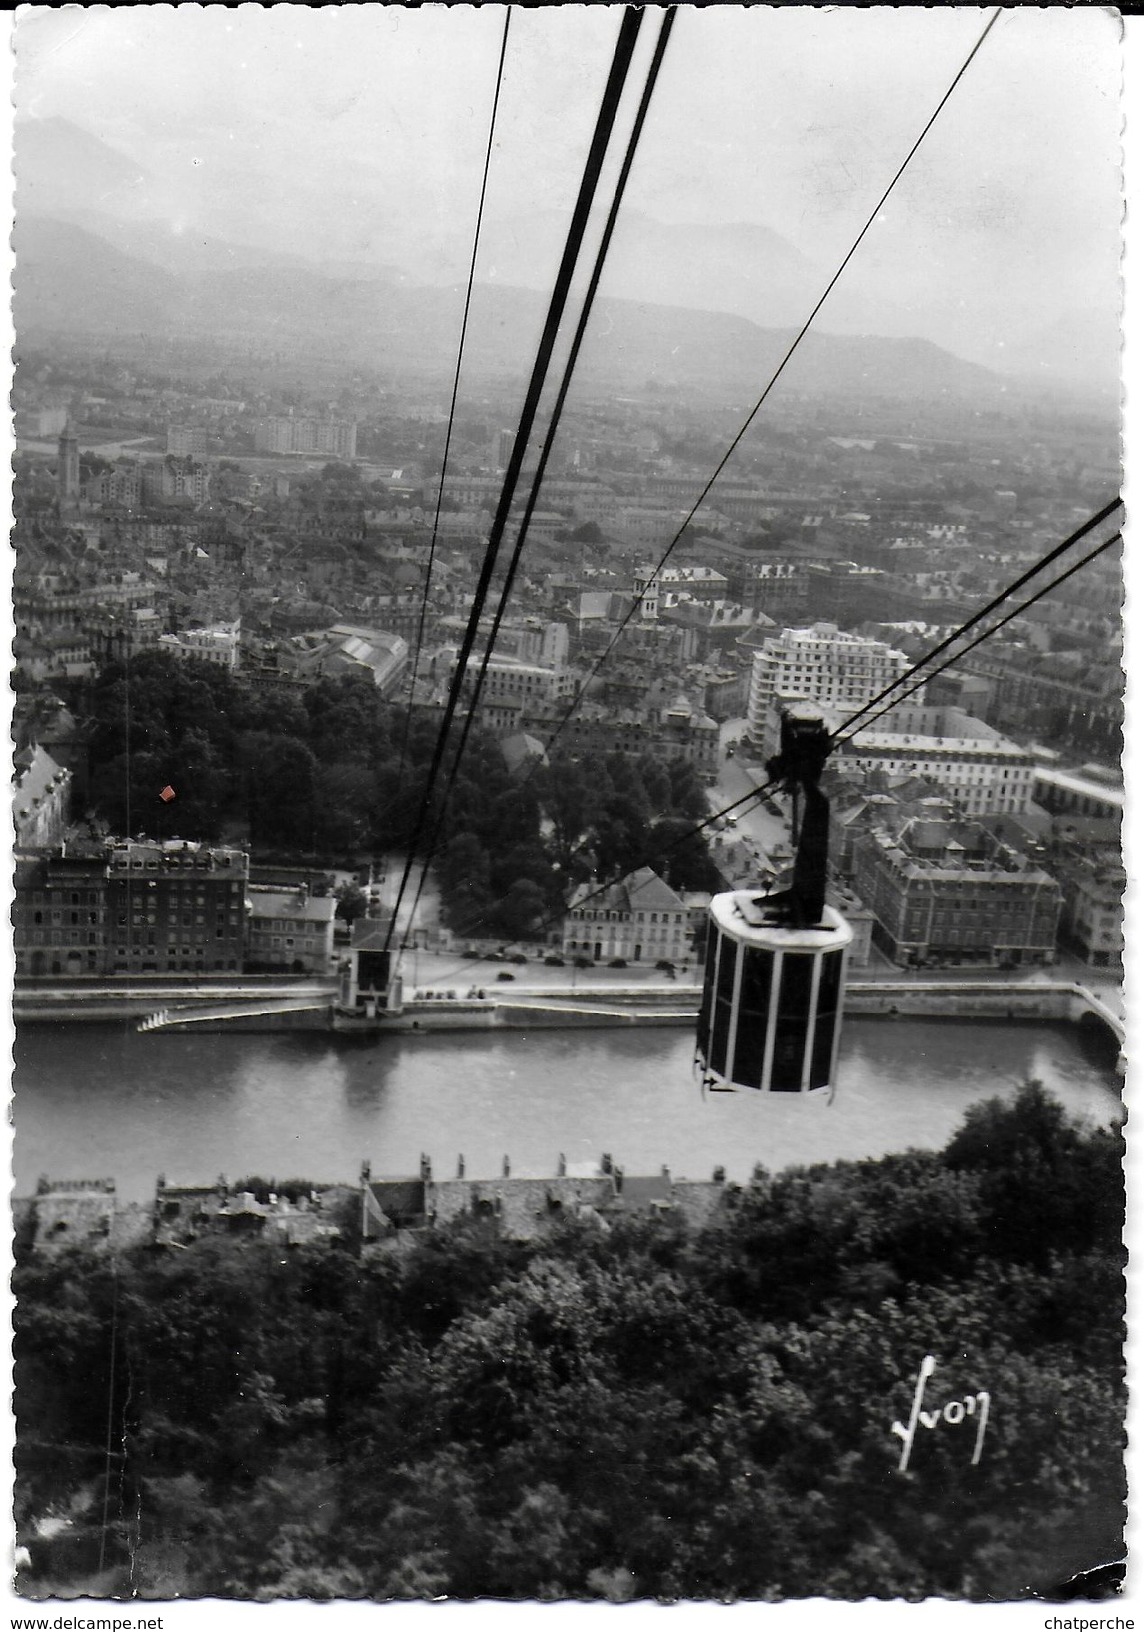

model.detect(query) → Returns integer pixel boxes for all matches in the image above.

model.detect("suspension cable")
[832,530,1122,745]
[537,6,1003,767]
[380,7,646,960]
[423,508,1122,979]
[397,8,677,956]
[831,497,1122,741]
[389,10,513,817]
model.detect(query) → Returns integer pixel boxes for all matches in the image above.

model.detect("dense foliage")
[13,1084,1124,1602]
[77,654,718,940]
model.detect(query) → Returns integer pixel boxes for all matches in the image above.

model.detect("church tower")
[57,421,80,504]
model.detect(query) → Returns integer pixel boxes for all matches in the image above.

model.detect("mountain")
[992,310,1122,404]
[44,211,324,277]
[14,116,156,220]
[13,214,1005,403]
[394,207,891,339]
[12,216,178,336]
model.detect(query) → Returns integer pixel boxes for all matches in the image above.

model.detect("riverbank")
[14,1012,1121,1209]
[14,975,1125,1072]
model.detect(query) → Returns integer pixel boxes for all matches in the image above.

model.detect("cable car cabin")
[696,702,850,1095]
[696,892,852,1095]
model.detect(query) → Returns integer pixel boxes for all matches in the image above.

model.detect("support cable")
[97,1256,120,1576]
[830,496,1122,741]
[397,7,677,955]
[380,7,646,960]
[424,507,1121,980]
[832,530,1122,745]
[390,10,513,818]
[537,7,1003,766]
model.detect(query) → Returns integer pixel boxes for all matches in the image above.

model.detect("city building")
[18,404,69,438]
[850,816,1061,968]
[657,694,720,781]
[835,705,1037,817]
[13,848,109,978]
[1031,766,1124,823]
[246,888,337,973]
[562,867,692,965]
[105,839,249,975]
[1054,857,1123,969]
[167,425,207,458]
[84,461,142,507]
[464,656,562,709]
[57,422,80,504]
[157,620,241,670]
[747,623,911,753]
[297,624,409,696]
[750,561,811,624]
[13,744,72,849]
[489,427,516,470]
[254,414,358,459]
[141,455,211,506]
[631,565,729,621]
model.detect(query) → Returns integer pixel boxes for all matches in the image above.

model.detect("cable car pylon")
[696,706,852,1099]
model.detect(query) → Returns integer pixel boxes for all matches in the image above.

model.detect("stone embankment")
[15,975,1124,1070]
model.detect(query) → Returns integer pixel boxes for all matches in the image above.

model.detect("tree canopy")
[77,654,718,940]
[13,1083,1124,1603]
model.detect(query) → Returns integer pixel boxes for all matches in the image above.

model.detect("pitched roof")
[568,865,686,915]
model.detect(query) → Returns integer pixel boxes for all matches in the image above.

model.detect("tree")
[335,883,368,925]
[245,734,319,852]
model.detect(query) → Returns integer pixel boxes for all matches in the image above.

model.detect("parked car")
[608,957,628,969]
[508,953,528,965]
[573,956,595,970]
[543,955,566,967]
[655,959,676,973]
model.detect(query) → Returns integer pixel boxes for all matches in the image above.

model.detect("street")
[709,719,794,885]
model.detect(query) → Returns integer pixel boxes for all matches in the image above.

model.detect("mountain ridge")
[13,213,1015,402]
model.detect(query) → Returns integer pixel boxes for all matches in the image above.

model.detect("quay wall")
[15,979,1122,1048]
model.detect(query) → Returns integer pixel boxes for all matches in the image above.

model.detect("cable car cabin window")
[732,944,773,1089]
[709,934,738,1080]
[810,948,844,1090]
[772,954,814,1092]
[696,929,719,1057]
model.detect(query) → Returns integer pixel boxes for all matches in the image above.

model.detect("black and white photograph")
[5,2,1131,1613]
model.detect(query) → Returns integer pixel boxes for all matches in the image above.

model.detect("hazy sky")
[12,5,1124,367]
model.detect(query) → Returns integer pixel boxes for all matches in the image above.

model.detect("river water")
[12,1017,1121,1204]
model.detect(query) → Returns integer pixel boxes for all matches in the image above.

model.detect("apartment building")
[13,745,72,849]
[105,840,249,975]
[835,705,1037,817]
[246,888,337,973]
[13,850,108,978]
[158,620,241,670]
[254,415,358,460]
[851,817,1061,968]
[747,623,910,753]
[562,867,691,964]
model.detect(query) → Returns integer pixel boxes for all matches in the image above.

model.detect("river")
[12,1016,1121,1204]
